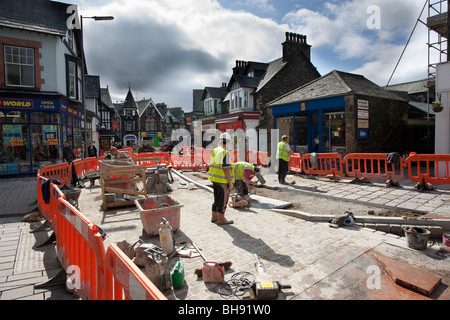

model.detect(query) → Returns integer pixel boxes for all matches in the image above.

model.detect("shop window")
[31,112,50,123]
[51,113,61,124]
[4,45,35,87]
[0,111,4,122]
[6,111,27,123]
[31,124,61,169]
[1,124,30,173]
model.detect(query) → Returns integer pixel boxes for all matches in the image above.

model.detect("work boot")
[211,211,218,223]
[217,213,233,225]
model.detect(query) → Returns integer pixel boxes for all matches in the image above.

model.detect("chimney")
[282,32,311,62]
[233,60,248,75]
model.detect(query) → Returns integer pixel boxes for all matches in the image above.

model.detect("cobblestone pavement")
[0,171,449,301]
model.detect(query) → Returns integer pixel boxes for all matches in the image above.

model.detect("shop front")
[0,96,83,175]
[272,96,346,155]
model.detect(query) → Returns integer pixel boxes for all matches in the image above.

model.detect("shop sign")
[217,121,242,131]
[0,98,82,118]
[140,132,162,138]
[357,129,369,139]
[0,98,33,109]
[112,121,118,129]
[2,124,24,146]
[42,125,58,145]
[358,119,369,129]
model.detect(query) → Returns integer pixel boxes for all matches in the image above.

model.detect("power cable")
[386,0,428,87]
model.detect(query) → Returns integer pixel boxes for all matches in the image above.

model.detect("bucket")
[202,261,224,283]
[443,233,450,247]
[403,227,430,250]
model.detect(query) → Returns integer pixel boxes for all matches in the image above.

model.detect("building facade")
[269,70,410,156]
[0,0,85,175]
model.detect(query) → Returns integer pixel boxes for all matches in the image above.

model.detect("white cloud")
[76,0,287,108]
[281,0,431,85]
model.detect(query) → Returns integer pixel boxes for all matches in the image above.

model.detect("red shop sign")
[217,121,242,131]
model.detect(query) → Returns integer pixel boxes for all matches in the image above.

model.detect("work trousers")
[278,159,289,183]
[211,182,230,214]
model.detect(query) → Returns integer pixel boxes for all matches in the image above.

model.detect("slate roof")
[123,88,137,110]
[256,57,287,93]
[0,0,72,37]
[269,70,406,106]
[136,98,163,119]
[201,87,228,100]
[100,88,114,108]
[385,79,429,95]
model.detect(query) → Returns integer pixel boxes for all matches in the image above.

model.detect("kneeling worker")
[232,162,260,196]
[208,132,234,225]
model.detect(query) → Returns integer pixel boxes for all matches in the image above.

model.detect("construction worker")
[208,132,234,225]
[232,161,260,196]
[276,135,293,184]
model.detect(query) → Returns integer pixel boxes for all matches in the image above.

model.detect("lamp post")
[81,15,114,158]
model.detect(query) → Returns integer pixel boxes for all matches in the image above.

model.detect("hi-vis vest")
[276,141,290,161]
[208,147,234,184]
[232,162,255,180]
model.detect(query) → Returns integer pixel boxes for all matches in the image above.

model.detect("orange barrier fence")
[84,157,98,173]
[257,152,269,167]
[403,154,450,185]
[302,153,344,177]
[203,149,212,168]
[73,159,84,179]
[56,196,106,299]
[343,153,404,180]
[171,154,199,170]
[39,162,71,185]
[247,151,258,165]
[104,244,167,300]
[36,173,166,300]
[131,152,171,167]
[289,153,302,173]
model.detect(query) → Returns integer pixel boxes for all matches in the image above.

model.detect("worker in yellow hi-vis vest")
[208,132,234,225]
[276,135,293,184]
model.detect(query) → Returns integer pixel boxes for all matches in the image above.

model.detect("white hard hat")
[219,132,231,141]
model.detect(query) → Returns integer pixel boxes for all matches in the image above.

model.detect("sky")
[56,0,441,111]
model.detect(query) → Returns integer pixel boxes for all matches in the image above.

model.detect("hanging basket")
[433,105,443,113]
[432,102,443,113]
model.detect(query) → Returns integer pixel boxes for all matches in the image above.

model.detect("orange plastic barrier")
[171,154,199,170]
[39,162,71,185]
[131,152,171,167]
[104,244,167,300]
[121,147,133,154]
[343,153,404,180]
[247,151,258,165]
[289,153,302,173]
[84,157,98,173]
[56,197,106,300]
[203,149,212,168]
[257,152,269,167]
[72,159,84,179]
[403,154,450,185]
[193,148,207,168]
[302,153,344,176]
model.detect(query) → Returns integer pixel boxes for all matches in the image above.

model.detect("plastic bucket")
[403,227,430,250]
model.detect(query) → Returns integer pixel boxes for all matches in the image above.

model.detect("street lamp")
[81,15,114,158]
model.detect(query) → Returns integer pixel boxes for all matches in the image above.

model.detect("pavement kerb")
[271,208,450,229]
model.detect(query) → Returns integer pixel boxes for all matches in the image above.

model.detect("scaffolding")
[423,0,448,90]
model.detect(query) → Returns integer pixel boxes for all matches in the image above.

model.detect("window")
[4,45,35,87]
[31,112,50,123]
[6,111,28,123]
[68,61,76,98]
[126,121,133,132]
